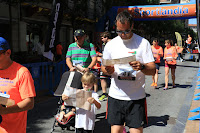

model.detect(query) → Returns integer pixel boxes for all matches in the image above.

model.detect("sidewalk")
[184,69,200,133]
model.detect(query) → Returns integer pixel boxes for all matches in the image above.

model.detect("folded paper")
[102,55,136,66]
[63,85,92,111]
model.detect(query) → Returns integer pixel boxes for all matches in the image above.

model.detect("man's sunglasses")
[116,29,132,35]
[101,37,104,39]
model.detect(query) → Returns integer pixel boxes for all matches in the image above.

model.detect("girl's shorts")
[165,63,176,69]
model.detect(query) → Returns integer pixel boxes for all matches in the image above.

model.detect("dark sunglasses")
[116,29,132,35]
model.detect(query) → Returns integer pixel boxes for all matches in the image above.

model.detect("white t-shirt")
[75,91,100,130]
[36,42,44,55]
[103,33,154,100]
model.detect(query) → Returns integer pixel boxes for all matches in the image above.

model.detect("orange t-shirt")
[0,62,36,133]
[56,44,63,55]
[151,45,163,63]
[164,46,178,65]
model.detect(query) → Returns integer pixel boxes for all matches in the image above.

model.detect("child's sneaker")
[99,94,108,101]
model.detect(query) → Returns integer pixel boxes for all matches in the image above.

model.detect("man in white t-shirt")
[101,10,156,133]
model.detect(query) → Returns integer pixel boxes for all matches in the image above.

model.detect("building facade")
[0,0,105,63]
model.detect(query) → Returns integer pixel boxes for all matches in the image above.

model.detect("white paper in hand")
[62,85,92,110]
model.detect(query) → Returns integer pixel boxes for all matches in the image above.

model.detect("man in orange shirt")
[151,38,163,88]
[0,37,36,133]
[174,43,184,62]
[56,42,63,61]
[186,34,192,53]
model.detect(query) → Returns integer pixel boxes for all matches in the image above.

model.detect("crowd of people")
[0,9,193,133]
[64,10,191,133]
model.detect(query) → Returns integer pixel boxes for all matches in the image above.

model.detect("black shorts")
[107,96,147,128]
[155,63,160,70]
[100,71,111,79]
[76,128,92,133]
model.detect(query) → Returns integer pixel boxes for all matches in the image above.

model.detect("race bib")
[116,64,136,81]
[73,60,83,67]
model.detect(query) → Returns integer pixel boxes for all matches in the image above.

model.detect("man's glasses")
[116,29,132,35]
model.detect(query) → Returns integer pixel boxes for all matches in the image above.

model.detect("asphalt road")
[27,61,199,133]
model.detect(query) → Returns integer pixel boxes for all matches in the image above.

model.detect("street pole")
[196,0,200,46]
[9,0,13,53]
[196,0,200,62]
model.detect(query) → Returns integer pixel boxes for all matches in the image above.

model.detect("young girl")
[62,72,101,133]
[163,40,178,90]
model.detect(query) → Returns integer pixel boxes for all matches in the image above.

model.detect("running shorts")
[107,96,147,128]
[165,63,176,69]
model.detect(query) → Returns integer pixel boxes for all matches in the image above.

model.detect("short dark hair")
[165,39,173,45]
[115,10,133,27]
[153,38,158,42]
[100,31,111,39]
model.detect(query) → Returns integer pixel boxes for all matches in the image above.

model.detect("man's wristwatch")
[141,64,145,70]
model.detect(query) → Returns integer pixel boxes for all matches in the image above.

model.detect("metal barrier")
[22,60,69,95]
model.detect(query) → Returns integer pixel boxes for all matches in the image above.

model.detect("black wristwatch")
[141,64,145,70]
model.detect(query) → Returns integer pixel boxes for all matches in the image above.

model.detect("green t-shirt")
[66,41,96,68]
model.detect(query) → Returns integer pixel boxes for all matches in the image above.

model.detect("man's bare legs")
[129,127,143,133]
[99,78,108,101]
[94,83,98,92]
[101,79,107,93]
[111,125,124,133]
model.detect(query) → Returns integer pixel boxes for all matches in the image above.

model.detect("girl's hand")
[62,94,69,101]
[87,97,95,104]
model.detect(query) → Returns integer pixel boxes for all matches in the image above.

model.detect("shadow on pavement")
[159,83,192,90]
[27,97,60,132]
[176,64,199,68]
[144,115,169,128]
[94,112,111,133]
[146,93,151,97]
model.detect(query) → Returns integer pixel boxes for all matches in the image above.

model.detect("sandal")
[163,87,168,90]
[172,85,176,88]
